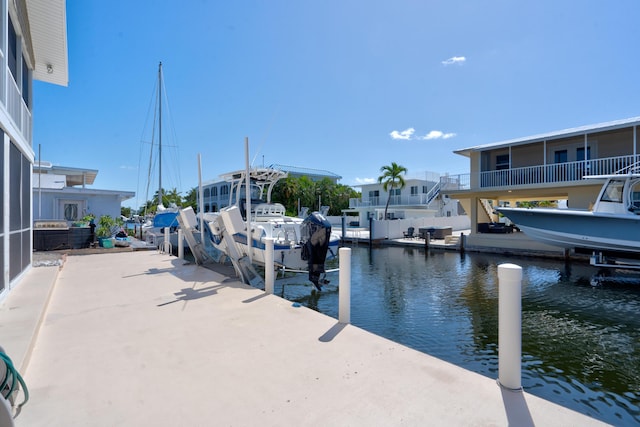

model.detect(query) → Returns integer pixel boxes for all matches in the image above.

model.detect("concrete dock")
[1,251,609,426]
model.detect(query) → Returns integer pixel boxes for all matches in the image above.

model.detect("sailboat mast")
[158,62,163,207]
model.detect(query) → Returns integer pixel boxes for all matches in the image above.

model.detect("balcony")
[349,183,441,209]
[441,154,640,191]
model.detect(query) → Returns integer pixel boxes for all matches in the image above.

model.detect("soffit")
[25,0,68,86]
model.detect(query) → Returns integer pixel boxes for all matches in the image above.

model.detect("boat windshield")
[600,179,625,203]
[237,184,264,201]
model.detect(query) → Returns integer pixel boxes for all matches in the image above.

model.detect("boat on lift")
[497,162,640,267]
[201,167,340,289]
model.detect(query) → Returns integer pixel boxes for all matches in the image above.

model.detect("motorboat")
[497,162,640,258]
[201,168,341,289]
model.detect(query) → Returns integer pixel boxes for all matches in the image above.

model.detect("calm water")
[272,246,640,425]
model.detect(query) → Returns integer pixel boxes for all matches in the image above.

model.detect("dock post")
[264,238,274,294]
[341,214,346,246]
[178,229,184,259]
[498,263,522,390]
[424,232,430,250]
[460,232,465,253]
[163,227,170,254]
[339,247,351,324]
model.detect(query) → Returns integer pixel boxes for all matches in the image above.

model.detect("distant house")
[33,162,135,222]
[442,116,640,234]
[344,171,461,225]
[1,1,68,299]
[200,164,342,213]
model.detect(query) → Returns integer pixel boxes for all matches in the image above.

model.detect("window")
[577,147,591,161]
[410,186,418,195]
[221,185,229,195]
[22,58,30,106]
[368,190,379,198]
[423,186,428,194]
[601,179,624,203]
[212,187,217,197]
[8,16,17,81]
[391,188,401,196]
[496,154,509,170]
[204,188,210,198]
[554,150,568,163]
[64,203,79,221]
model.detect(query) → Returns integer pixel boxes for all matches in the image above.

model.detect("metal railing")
[441,154,640,191]
[349,189,441,209]
[6,71,32,143]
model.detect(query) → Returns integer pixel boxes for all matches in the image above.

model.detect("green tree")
[183,187,198,211]
[378,162,408,220]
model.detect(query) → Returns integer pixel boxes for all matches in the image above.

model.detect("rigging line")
[135,75,160,212]
[143,85,160,215]
[251,103,282,167]
[158,67,183,195]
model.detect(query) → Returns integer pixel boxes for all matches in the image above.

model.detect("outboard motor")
[301,212,332,291]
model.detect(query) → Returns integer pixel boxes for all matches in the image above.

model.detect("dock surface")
[2,251,608,426]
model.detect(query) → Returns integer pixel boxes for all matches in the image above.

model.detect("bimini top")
[454,116,640,157]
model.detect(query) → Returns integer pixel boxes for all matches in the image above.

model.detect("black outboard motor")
[301,212,332,291]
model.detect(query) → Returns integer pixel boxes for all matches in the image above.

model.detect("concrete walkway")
[2,251,609,426]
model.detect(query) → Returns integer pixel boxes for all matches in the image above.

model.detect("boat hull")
[497,207,640,253]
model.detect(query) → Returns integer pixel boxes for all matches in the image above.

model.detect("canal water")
[273,245,640,425]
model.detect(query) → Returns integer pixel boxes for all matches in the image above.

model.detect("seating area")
[403,227,415,239]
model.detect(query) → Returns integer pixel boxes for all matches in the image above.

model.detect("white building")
[345,171,461,226]
[33,162,134,222]
[1,1,68,299]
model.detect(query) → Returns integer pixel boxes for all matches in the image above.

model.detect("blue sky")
[33,0,640,209]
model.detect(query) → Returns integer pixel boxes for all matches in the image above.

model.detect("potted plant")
[96,215,117,247]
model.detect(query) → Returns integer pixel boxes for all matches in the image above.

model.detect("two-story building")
[442,116,640,250]
[1,1,68,299]
[345,171,461,226]
[200,164,341,213]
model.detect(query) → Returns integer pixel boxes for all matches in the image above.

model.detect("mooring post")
[424,232,430,250]
[339,247,351,324]
[498,263,523,390]
[341,214,346,245]
[177,229,184,259]
[264,238,274,294]
[163,226,170,254]
[460,232,466,253]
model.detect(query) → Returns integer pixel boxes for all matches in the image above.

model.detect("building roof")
[268,164,342,179]
[25,0,69,86]
[454,116,640,157]
[34,161,98,186]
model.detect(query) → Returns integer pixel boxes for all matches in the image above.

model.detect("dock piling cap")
[498,263,523,282]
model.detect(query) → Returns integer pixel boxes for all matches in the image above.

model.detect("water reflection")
[274,246,640,424]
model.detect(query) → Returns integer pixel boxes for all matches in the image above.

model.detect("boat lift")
[590,251,640,270]
[178,207,264,288]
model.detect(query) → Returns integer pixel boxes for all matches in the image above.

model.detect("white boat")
[497,162,640,258]
[201,168,341,289]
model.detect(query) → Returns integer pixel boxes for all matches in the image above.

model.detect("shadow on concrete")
[157,283,226,306]
[500,384,534,427]
[242,293,270,304]
[318,322,347,342]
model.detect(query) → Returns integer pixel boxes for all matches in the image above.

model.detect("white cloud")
[421,130,457,140]
[354,177,376,185]
[441,56,466,66]
[389,128,415,140]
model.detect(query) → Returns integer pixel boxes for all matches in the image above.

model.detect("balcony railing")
[349,192,440,209]
[6,71,32,143]
[441,154,640,191]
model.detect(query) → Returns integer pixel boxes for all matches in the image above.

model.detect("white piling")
[498,263,523,390]
[264,238,274,294]
[177,229,184,259]
[163,227,170,254]
[339,247,351,324]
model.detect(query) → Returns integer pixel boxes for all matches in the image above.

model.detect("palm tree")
[378,162,408,220]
